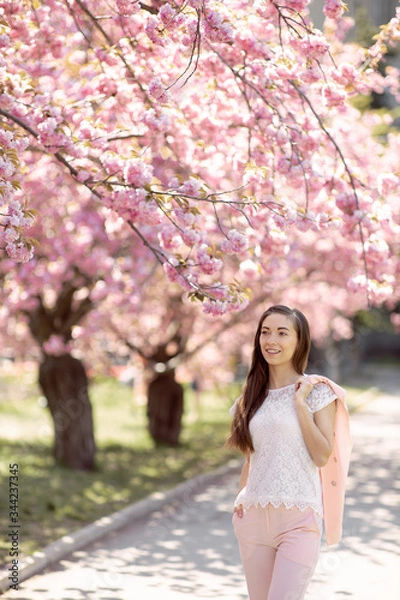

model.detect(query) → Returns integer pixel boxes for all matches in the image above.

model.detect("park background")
[0,0,400,577]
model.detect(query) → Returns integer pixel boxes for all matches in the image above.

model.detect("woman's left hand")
[294,376,314,405]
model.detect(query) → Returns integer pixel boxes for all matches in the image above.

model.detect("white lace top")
[231,382,337,515]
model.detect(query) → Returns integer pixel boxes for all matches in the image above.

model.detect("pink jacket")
[306,375,352,546]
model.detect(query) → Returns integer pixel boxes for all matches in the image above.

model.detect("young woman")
[227,305,352,600]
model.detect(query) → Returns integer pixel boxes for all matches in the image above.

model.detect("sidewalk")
[2,384,400,599]
[307,390,400,599]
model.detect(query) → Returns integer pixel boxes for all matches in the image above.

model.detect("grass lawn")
[0,369,241,566]
[0,366,377,567]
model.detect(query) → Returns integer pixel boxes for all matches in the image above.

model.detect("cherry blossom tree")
[1,0,400,465]
[1,0,399,309]
[0,154,144,468]
[0,124,36,262]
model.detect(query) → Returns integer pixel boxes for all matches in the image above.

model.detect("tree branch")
[290,80,371,305]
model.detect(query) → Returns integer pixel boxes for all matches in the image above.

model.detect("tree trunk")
[39,354,96,470]
[147,370,184,446]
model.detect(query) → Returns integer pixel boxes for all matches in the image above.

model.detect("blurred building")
[309,0,398,30]
[310,0,400,108]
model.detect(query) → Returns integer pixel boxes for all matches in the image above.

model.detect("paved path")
[3,386,400,599]
[307,392,400,599]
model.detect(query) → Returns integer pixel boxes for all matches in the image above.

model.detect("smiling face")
[259,312,299,369]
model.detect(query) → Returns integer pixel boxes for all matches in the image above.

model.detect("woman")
[227,305,352,600]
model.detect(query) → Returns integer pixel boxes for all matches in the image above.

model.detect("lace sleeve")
[306,383,337,414]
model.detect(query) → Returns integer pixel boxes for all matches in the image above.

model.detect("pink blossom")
[367,279,394,302]
[204,9,234,43]
[142,108,171,132]
[76,169,91,183]
[163,260,182,284]
[0,180,15,206]
[97,76,118,96]
[0,156,15,178]
[37,117,58,136]
[5,241,34,263]
[43,335,71,356]
[364,236,389,266]
[4,227,19,243]
[109,189,142,220]
[123,158,153,187]
[145,17,162,45]
[116,0,141,16]
[0,129,16,146]
[335,63,358,86]
[184,17,200,45]
[1,0,400,321]
[178,178,204,197]
[301,65,322,84]
[334,16,356,42]
[68,50,87,66]
[102,152,124,175]
[4,202,24,227]
[292,32,329,61]
[336,193,357,215]
[181,229,201,246]
[78,120,97,140]
[284,0,309,11]
[137,199,162,225]
[229,295,249,312]
[295,215,317,233]
[377,173,399,196]
[196,244,223,275]
[239,259,259,280]
[347,274,367,294]
[203,299,228,316]
[148,77,171,103]
[221,229,249,254]
[209,283,228,300]
[0,34,10,48]
[331,316,353,340]
[187,0,204,8]
[94,48,119,67]
[390,313,400,333]
[37,118,70,151]
[159,225,182,250]
[276,157,291,175]
[323,0,345,20]
[174,208,197,228]
[159,4,177,26]
[322,85,346,108]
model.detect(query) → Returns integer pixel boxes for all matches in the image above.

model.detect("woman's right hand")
[233,504,244,518]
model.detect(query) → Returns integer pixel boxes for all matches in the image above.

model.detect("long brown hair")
[226,305,311,453]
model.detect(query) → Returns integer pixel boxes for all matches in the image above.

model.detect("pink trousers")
[232,504,322,600]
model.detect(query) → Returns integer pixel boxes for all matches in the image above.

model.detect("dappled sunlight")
[342,435,400,557]
[0,375,238,562]
[105,479,246,597]
[2,369,400,598]
[307,386,400,599]
[8,470,247,599]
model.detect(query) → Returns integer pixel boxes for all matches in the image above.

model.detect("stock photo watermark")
[7,463,20,591]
